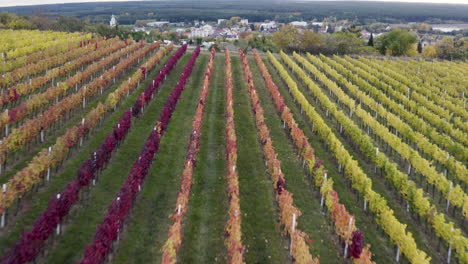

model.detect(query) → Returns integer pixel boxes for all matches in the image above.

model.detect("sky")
[0,0,467,7]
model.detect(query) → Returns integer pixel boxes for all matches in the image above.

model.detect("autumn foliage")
[223,49,245,264]
[161,46,213,264]
[252,50,374,263]
[79,44,199,264]
[0,44,172,217]
[240,50,319,264]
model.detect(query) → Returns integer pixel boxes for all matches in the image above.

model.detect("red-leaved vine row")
[0,45,172,218]
[0,38,125,108]
[0,41,143,134]
[0,111,132,264]
[78,44,199,264]
[224,49,245,264]
[161,47,215,264]
[0,41,156,164]
[252,50,374,263]
[131,44,188,117]
[240,50,319,264]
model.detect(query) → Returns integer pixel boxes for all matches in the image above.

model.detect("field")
[0,30,467,264]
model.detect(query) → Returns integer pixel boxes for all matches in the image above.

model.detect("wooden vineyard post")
[47,147,52,181]
[447,227,454,264]
[320,173,327,209]
[344,217,353,258]
[446,181,452,213]
[1,184,6,228]
[56,194,61,235]
[290,213,296,256]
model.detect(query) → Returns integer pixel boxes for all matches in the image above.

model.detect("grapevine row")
[333,55,468,155]
[242,50,320,263]
[301,54,467,186]
[282,52,468,263]
[253,50,374,264]
[0,38,124,108]
[0,36,92,74]
[0,41,156,165]
[224,49,245,264]
[267,51,431,264]
[0,44,172,217]
[341,56,467,146]
[161,46,213,264]
[78,44,198,264]
[0,41,144,136]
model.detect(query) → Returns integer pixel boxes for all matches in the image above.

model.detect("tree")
[7,17,36,30]
[301,31,323,53]
[331,31,365,55]
[368,33,374,46]
[422,45,437,58]
[376,29,417,56]
[435,38,456,60]
[272,25,299,51]
[417,41,423,53]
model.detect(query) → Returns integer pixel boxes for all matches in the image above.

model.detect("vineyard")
[0,30,467,264]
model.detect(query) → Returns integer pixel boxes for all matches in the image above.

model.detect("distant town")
[113,15,468,49]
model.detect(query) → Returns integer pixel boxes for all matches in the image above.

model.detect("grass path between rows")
[177,54,229,263]
[231,56,290,264]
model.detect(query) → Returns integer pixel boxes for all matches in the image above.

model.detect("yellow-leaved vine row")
[0,33,92,74]
[304,53,467,184]
[287,52,468,218]
[358,57,468,128]
[267,51,431,264]
[380,59,467,133]
[289,52,468,263]
[342,56,468,147]
[253,50,374,264]
[383,59,465,108]
[0,30,90,61]
[403,59,467,96]
[322,55,467,167]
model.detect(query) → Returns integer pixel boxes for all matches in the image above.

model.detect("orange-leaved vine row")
[224,49,245,264]
[161,47,215,264]
[240,50,319,264]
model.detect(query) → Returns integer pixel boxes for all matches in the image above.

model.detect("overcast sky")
[0,0,467,7]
